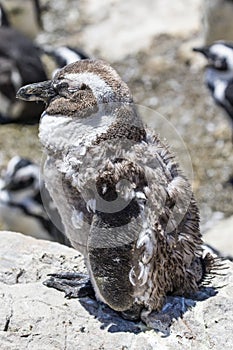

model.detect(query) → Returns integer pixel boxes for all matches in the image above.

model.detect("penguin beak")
[16,80,57,104]
[193,47,227,70]
[1,181,11,191]
[193,46,210,58]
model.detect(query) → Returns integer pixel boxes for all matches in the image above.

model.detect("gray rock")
[203,0,233,44]
[79,0,201,60]
[36,0,202,61]
[0,231,232,350]
[204,215,233,259]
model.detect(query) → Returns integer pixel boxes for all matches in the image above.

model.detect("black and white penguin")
[40,45,90,78]
[42,46,89,69]
[0,156,70,245]
[193,42,233,127]
[0,3,47,124]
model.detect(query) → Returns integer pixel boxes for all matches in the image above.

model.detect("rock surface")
[78,0,202,61]
[204,215,233,260]
[0,231,232,350]
[203,0,233,44]
[37,0,202,61]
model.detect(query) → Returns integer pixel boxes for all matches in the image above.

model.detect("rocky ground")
[0,231,232,350]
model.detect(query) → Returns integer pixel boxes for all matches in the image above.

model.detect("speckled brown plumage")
[17,59,216,326]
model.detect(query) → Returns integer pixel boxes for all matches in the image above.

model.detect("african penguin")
[193,41,233,134]
[17,59,216,331]
[39,45,90,78]
[42,45,89,70]
[0,4,47,124]
[0,156,70,245]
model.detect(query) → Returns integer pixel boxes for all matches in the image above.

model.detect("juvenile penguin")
[17,60,214,329]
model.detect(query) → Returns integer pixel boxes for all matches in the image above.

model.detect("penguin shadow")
[44,263,224,335]
[77,286,218,336]
[78,297,142,333]
[44,271,220,335]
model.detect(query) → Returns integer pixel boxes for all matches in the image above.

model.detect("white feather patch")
[39,111,117,153]
[214,80,227,103]
[210,44,233,70]
[55,47,83,65]
[65,72,113,101]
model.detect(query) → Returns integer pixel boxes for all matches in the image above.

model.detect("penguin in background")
[193,42,233,136]
[0,156,70,246]
[0,2,47,124]
[0,0,43,38]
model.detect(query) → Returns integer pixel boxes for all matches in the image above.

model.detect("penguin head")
[1,156,40,198]
[193,42,233,71]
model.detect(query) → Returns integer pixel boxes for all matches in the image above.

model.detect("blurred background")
[0,0,232,256]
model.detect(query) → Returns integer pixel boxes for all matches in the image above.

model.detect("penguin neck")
[39,103,144,154]
[206,66,233,82]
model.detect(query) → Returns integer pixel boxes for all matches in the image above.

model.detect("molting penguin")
[17,59,216,331]
[0,156,70,245]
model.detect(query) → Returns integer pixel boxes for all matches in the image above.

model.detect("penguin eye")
[53,81,69,93]
[18,176,35,189]
[211,56,227,70]
[67,83,91,93]
[79,83,90,90]
[220,57,227,70]
[6,176,35,191]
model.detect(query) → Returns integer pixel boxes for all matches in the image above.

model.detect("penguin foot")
[43,272,95,299]
[121,303,143,321]
[141,296,196,335]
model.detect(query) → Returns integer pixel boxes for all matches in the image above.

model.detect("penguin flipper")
[43,272,95,299]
